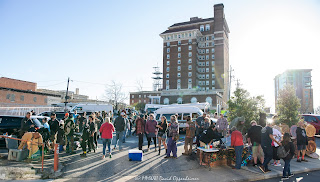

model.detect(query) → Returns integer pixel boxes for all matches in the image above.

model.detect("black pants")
[81,136,89,152]
[94,132,98,148]
[138,133,144,150]
[89,136,95,151]
[147,137,156,149]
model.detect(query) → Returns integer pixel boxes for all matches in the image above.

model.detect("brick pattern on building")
[0,77,37,91]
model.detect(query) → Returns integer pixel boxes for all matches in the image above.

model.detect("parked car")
[0,115,46,148]
[300,114,320,134]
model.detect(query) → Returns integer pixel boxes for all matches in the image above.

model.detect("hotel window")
[212,61,215,65]
[177,60,181,64]
[212,80,215,85]
[166,67,170,72]
[178,41,181,45]
[167,61,170,65]
[206,68,209,72]
[206,81,209,85]
[166,80,169,85]
[188,65,192,70]
[188,45,192,50]
[212,54,215,59]
[212,87,215,90]
[167,42,170,46]
[188,59,192,63]
[167,54,170,59]
[144,95,146,98]
[132,100,134,104]
[177,66,181,71]
[177,73,181,77]
[178,47,181,52]
[212,67,215,72]
[206,42,209,47]
[206,36,209,41]
[206,55,209,60]
[188,52,192,57]
[177,79,181,84]
[166,74,169,78]
[174,34,177,39]
[188,78,192,83]
[188,39,192,44]
[211,35,214,39]
[178,34,181,39]
[139,100,141,103]
[212,74,215,79]
[206,49,209,53]
[178,53,181,58]
[206,74,209,79]
[206,87,209,91]
[212,42,215,46]
[182,33,184,38]
[188,72,192,77]
[205,24,210,31]
[132,95,134,99]
[188,84,192,89]
[139,95,141,98]
[206,61,209,66]
[177,84,181,90]
[200,25,204,32]
[211,48,215,53]
[144,100,146,103]
[167,48,170,53]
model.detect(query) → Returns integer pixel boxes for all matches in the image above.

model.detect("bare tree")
[315,106,320,114]
[136,79,144,91]
[105,80,127,110]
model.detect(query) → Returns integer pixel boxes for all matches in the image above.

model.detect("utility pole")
[236,79,240,89]
[64,77,70,112]
[228,65,234,101]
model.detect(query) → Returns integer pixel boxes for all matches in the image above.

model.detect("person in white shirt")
[272,126,282,166]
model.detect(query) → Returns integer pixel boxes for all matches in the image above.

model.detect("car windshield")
[32,118,43,128]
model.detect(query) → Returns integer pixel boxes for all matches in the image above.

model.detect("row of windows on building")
[131,99,147,104]
[198,42,214,48]
[198,54,215,60]
[166,65,194,72]
[6,94,46,103]
[198,74,216,79]
[163,96,212,105]
[198,80,215,86]
[200,24,211,32]
[166,70,193,78]
[166,46,193,53]
[198,61,215,66]
[165,32,196,41]
[198,35,215,42]
[166,39,193,47]
[198,48,215,54]
[167,52,193,59]
[166,59,193,65]
[198,67,215,73]
[131,94,160,99]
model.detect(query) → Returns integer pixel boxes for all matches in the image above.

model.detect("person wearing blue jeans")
[114,131,123,150]
[262,145,273,171]
[235,145,244,169]
[231,126,244,169]
[102,138,112,157]
[122,129,127,143]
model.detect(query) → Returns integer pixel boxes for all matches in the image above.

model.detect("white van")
[154,106,203,129]
[70,104,113,114]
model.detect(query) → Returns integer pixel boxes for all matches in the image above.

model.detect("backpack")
[277,145,290,159]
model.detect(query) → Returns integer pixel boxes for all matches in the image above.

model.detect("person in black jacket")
[88,115,96,153]
[296,120,308,162]
[113,113,125,150]
[48,113,59,152]
[156,116,168,155]
[20,112,33,137]
[80,119,90,157]
[281,133,295,180]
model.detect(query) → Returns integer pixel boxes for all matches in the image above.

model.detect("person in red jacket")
[99,117,115,159]
[231,126,244,169]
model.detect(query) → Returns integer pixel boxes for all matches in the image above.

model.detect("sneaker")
[301,159,308,162]
[182,153,188,155]
[288,173,294,177]
[109,154,112,158]
[253,163,257,167]
[274,163,281,167]
[281,176,289,180]
[297,159,301,162]
[258,166,265,173]
[102,155,105,159]
[265,169,271,173]
[164,156,170,159]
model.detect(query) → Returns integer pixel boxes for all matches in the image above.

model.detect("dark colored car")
[301,114,320,134]
[0,115,45,148]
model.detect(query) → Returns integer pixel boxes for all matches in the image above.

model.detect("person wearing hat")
[113,112,126,151]
[296,120,308,162]
[231,126,244,169]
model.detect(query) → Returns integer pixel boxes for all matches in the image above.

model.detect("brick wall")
[0,90,48,106]
[0,77,37,91]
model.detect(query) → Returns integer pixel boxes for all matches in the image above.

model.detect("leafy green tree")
[227,88,265,129]
[276,85,301,127]
[133,102,146,112]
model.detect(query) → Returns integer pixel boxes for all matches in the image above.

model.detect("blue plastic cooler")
[128,150,143,161]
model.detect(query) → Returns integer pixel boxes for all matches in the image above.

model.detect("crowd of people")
[18,110,310,180]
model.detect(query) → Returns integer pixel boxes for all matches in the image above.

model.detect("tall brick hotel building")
[131,4,230,109]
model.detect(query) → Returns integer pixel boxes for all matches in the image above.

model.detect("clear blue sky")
[1,0,320,111]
